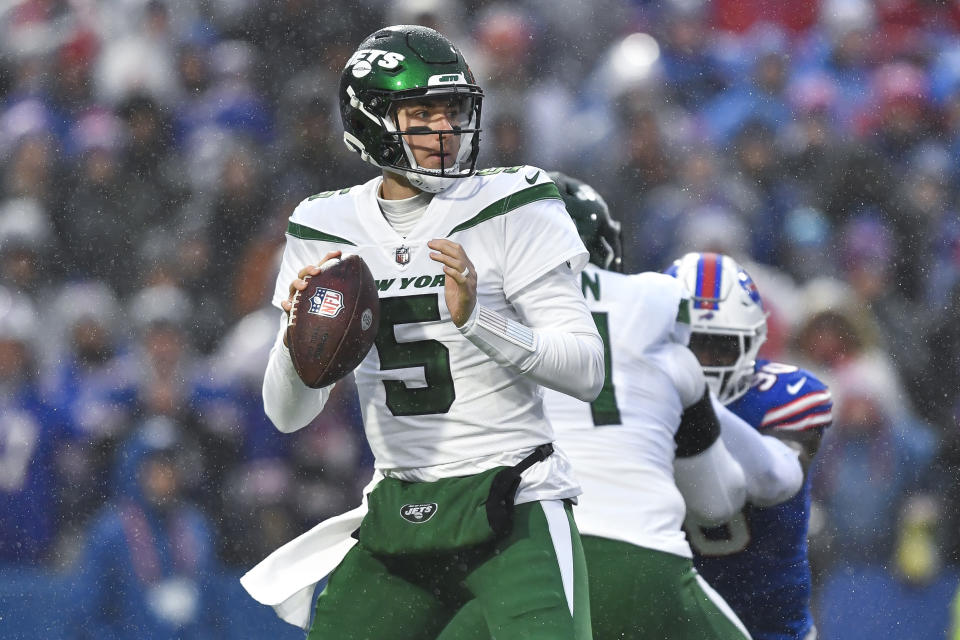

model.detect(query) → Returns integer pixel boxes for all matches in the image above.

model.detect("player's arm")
[428,239,603,401]
[712,395,804,507]
[673,392,748,526]
[496,262,603,401]
[756,375,832,475]
[771,428,823,474]
[668,346,747,525]
[262,250,341,433]
[263,315,333,433]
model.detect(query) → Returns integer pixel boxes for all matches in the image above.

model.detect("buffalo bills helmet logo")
[737,270,764,309]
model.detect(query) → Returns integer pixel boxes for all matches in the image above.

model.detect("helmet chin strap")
[381,165,458,194]
[404,169,459,193]
[394,135,462,193]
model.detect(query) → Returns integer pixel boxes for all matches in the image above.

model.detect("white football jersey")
[273,166,588,470]
[542,266,705,558]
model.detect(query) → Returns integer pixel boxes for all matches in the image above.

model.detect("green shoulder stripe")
[307,187,353,200]
[676,298,691,325]
[447,182,561,236]
[286,221,356,246]
[474,166,522,176]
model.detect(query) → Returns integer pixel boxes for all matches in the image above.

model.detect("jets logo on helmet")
[339,25,483,193]
[548,171,623,272]
[665,252,768,404]
[345,49,406,77]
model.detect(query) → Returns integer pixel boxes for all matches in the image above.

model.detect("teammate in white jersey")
[540,172,804,639]
[243,26,603,640]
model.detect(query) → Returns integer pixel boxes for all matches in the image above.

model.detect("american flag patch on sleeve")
[477,306,536,352]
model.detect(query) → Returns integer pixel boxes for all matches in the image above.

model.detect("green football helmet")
[339,25,483,193]
[549,172,623,272]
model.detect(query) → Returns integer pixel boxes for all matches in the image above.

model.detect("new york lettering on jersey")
[690,359,832,640]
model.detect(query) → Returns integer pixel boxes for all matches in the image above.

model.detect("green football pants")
[443,534,751,640]
[584,536,750,640]
[307,500,591,640]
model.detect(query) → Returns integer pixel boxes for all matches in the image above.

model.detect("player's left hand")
[428,239,476,327]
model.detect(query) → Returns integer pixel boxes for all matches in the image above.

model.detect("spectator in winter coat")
[71,417,219,639]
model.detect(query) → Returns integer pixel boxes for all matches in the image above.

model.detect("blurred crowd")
[1,0,959,637]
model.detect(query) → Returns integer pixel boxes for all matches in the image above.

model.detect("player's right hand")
[282,251,342,345]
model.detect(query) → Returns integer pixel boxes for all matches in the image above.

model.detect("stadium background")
[0,0,958,637]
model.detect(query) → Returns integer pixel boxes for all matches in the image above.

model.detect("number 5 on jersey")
[374,294,456,416]
[373,300,620,422]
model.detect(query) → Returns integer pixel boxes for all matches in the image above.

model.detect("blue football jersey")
[689,359,832,640]
[0,384,70,563]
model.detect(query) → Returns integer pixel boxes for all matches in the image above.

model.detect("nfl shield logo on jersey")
[308,288,344,318]
[395,245,410,265]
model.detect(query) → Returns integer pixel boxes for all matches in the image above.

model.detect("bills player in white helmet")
[668,252,833,640]
[668,253,769,405]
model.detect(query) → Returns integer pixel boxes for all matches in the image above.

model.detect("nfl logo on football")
[395,245,410,265]
[308,288,344,318]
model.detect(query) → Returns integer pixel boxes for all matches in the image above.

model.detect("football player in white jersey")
[241,26,603,640]
[538,173,804,640]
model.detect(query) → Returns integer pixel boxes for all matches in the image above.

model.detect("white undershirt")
[376,189,434,238]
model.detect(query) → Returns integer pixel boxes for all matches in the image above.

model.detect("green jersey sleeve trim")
[446,182,562,236]
[286,221,357,246]
[307,187,353,200]
[676,298,691,325]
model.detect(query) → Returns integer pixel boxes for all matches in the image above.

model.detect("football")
[286,254,380,388]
